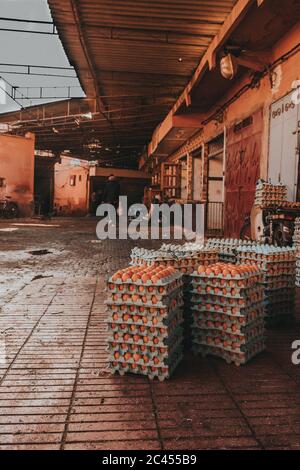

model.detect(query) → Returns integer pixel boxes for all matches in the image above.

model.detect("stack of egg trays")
[254,181,287,208]
[296,253,300,288]
[293,219,300,287]
[131,248,219,274]
[236,247,296,326]
[106,270,184,381]
[190,268,265,366]
[205,239,263,264]
[130,246,219,348]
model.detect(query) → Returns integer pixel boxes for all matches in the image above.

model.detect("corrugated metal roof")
[4,0,239,164]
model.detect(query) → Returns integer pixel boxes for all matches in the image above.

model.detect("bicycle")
[0,196,19,219]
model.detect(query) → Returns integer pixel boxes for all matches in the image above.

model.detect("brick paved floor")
[0,218,300,450]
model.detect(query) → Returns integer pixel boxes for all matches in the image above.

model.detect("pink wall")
[0,133,35,216]
[54,157,89,215]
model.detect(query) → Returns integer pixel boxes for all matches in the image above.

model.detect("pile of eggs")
[236,245,296,325]
[293,219,300,287]
[106,264,184,381]
[190,262,266,366]
[111,265,178,285]
[254,181,287,208]
[206,239,262,263]
[131,245,219,274]
[296,251,300,288]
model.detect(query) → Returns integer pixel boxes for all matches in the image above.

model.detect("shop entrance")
[206,134,224,234]
[34,157,54,216]
[224,110,262,238]
[269,90,300,201]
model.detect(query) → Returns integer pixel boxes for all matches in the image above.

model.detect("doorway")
[34,156,54,216]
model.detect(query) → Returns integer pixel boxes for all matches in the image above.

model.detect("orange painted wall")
[54,157,89,215]
[165,21,300,198]
[0,133,35,216]
[199,21,300,179]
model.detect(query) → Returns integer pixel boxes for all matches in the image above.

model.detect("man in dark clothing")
[102,175,120,206]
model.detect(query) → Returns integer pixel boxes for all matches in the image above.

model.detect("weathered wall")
[54,157,89,215]
[159,21,300,235]
[0,133,35,216]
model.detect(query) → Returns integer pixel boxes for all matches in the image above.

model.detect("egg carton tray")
[105,299,183,317]
[191,302,264,320]
[264,291,296,303]
[237,256,295,266]
[190,292,264,307]
[108,271,183,287]
[106,289,183,309]
[106,280,183,297]
[260,270,296,278]
[107,307,183,329]
[108,325,184,349]
[131,255,218,267]
[110,350,183,381]
[192,334,265,356]
[192,316,265,336]
[107,319,183,341]
[190,285,263,300]
[261,280,296,289]
[189,270,263,283]
[108,342,183,366]
[192,323,265,346]
[190,276,262,289]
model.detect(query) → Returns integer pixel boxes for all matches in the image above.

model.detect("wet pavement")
[0,218,300,450]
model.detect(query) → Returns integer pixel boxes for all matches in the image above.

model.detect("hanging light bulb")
[220,53,238,80]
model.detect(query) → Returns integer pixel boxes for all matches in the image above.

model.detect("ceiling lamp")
[220,54,238,80]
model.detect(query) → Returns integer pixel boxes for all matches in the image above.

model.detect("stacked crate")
[206,239,262,264]
[131,244,219,350]
[254,181,287,208]
[236,246,296,325]
[293,218,300,287]
[131,244,218,274]
[191,263,265,366]
[106,265,184,381]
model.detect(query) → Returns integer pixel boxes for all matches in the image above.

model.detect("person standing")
[102,175,120,207]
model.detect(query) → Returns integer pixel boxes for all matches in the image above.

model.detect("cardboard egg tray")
[110,349,183,381]
[205,239,263,264]
[254,182,287,208]
[108,327,183,352]
[107,277,183,296]
[108,337,183,364]
[188,261,266,365]
[192,324,265,349]
[190,290,264,308]
[190,283,263,300]
[107,264,185,380]
[192,319,265,339]
[108,317,183,343]
[192,331,265,355]
[191,302,264,325]
[106,298,182,317]
[193,338,266,366]
[105,288,184,309]
[192,312,264,332]
[106,306,183,329]
[190,275,262,289]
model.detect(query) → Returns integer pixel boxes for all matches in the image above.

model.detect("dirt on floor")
[0,218,300,450]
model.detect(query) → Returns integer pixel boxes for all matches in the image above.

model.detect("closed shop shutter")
[224,109,262,238]
[268,91,299,201]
